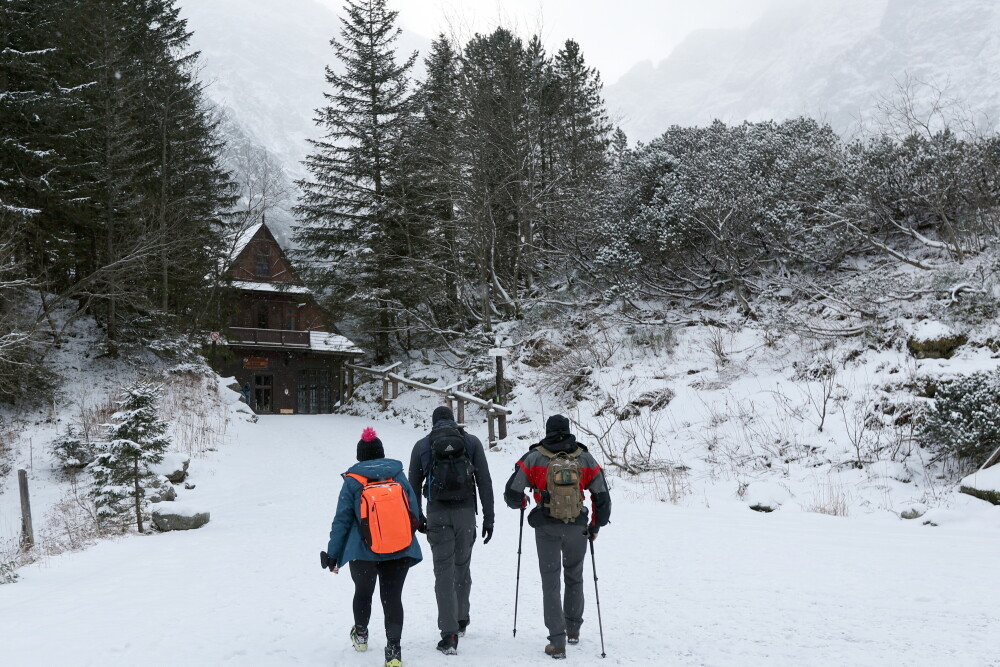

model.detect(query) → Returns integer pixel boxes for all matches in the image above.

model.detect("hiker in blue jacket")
[326,427,422,667]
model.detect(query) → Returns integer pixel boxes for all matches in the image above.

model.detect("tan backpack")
[537,446,583,523]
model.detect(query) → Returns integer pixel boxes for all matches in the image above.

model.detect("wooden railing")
[343,362,512,449]
[230,327,310,347]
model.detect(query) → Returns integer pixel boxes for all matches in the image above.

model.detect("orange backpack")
[346,473,416,554]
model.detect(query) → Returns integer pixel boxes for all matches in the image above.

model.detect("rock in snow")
[148,476,177,503]
[907,320,967,359]
[152,503,211,531]
[150,453,190,483]
[960,465,1000,505]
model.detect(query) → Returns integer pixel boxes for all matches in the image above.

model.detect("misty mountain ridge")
[606,0,1000,141]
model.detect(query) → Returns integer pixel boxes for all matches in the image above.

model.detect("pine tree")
[458,28,531,325]
[295,0,416,362]
[89,382,171,533]
[143,0,235,317]
[553,39,611,187]
[404,35,466,333]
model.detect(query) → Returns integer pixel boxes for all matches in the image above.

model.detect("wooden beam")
[346,361,401,376]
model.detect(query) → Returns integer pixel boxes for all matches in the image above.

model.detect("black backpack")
[426,424,476,504]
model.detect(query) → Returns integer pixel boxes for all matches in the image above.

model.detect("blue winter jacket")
[326,457,423,568]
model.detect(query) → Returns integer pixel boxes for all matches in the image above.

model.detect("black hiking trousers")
[349,558,410,643]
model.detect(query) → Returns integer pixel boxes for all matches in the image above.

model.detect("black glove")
[417,516,427,534]
[585,525,599,542]
[482,522,494,544]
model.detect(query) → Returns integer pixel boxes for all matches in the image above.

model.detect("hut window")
[255,249,270,277]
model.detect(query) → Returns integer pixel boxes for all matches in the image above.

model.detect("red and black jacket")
[503,433,611,531]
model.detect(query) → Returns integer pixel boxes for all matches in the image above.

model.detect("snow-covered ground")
[2,413,999,666]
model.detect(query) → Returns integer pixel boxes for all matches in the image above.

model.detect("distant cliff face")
[606,0,1000,142]
[179,0,428,245]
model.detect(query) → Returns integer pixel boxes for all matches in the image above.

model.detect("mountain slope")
[606,0,1000,141]
[181,0,427,180]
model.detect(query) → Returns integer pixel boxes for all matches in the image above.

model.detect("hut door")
[297,369,332,414]
[254,374,273,413]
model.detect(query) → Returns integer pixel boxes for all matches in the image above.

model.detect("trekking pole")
[513,503,525,637]
[588,535,607,658]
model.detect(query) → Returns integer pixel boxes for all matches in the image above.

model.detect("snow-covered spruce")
[88,382,171,533]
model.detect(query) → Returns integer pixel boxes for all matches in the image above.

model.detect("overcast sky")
[317,0,771,84]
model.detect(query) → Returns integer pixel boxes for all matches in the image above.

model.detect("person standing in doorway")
[504,414,611,659]
[408,406,495,655]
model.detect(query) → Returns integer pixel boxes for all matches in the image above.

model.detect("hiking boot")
[436,633,458,655]
[384,641,402,667]
[545,644,567,660]
[567,633,580,645]
[349,625,368,652]
[457,620,469,637]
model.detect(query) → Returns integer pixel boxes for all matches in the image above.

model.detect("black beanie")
[432,405,455,425]
[357,427,384,461]
[546,414,571,435]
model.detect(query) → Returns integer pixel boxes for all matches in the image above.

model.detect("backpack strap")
[536,446,582,460]
[345,472,369,485]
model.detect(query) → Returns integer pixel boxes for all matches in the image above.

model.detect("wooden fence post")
[498,413,508,441]
[456,399,465,426]
[487,407,497,450]
[18,469,34,551]
[348,366,355,401]
[338,366,345,408]
[391,376,399,400]
[381,377,390,409]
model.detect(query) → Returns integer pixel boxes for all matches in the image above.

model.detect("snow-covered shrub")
[920,372,1000,466]
[0,417,13,486]
[51,427,97,470]
[806,477,850,516]
[160,368,230,457]
[88,381,171,532]
[626,327,676,357]
[0,539,18,585]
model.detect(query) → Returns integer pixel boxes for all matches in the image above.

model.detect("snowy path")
[2,414,999,666]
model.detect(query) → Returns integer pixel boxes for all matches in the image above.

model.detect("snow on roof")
[231,280,310,294]
[230,222,264,263]
[309,330,363,355]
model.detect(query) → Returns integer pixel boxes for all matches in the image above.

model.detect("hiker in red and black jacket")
[504,414,611,660]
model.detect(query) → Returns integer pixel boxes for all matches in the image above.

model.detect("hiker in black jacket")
[408,406,495,655]
[504,414,611,660]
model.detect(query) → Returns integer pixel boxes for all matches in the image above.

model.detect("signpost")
[488,347,508,405]
[18,470,33,551]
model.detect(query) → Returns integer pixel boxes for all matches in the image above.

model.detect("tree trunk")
[133,457,143,533]
[160,111,170,311]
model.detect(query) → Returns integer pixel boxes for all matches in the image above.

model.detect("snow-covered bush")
[88,381,171,532]
[920,372,1000,466]
[51,427,97,470]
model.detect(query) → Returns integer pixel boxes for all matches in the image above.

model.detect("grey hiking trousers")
[535,522,588,650]
[427,505,478,636]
